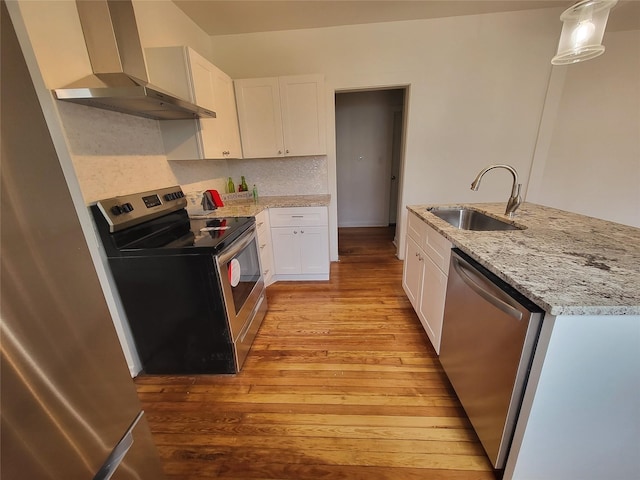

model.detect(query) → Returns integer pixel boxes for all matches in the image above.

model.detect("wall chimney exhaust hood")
[53,0,215,120]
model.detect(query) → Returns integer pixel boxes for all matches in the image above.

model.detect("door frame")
[333,86,409,255]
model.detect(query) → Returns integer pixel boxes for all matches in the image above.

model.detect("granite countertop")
[408,202,640,316]
[188,194,330,219]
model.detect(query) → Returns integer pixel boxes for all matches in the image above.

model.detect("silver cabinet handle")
[453,257,523,320]
[291,215,304,218]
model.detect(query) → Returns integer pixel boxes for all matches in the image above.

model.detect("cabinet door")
[188,49,216,111]
[188,49,217,159]
[188,50,227,160]
[200,65,242,159]
[419,254,448,354]
[402,236,423,311]
[235,78,284,158]
[148,46,240,160]
[219,73,242,158]
[279,75,326,156]
[298,226,329,275]
[271,227,301,275]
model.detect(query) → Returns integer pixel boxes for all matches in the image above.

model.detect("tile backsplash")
[58,101,328,204]
[226,156,328,196]
[182,156,328,207]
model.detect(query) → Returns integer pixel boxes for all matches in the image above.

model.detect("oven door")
[216,225,265,345]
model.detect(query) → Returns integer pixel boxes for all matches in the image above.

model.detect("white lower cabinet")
[403,236,423,308]
[269,207,329,281]
[402,211,452,354]
[417,252,449,349]
[255,210,275,286]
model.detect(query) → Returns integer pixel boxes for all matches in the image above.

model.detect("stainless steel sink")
[429,207,524,231]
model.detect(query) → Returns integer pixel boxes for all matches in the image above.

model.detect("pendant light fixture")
[551,0,618,65]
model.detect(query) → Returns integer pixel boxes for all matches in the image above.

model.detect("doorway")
[335,89,405,247]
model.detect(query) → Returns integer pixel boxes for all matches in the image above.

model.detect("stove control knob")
[122,202,134,213]
[164,193,174,201]
[110,205,123,216]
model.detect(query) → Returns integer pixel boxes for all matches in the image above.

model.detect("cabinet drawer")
[269,207,328,227]
[407,211,427,243]
[423,223,452,274]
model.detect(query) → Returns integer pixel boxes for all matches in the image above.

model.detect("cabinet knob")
[278,150,283,155]
[293,230,298,234]
[285,149,290,154]
[300,230,304,234]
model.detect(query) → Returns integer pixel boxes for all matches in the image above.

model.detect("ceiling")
[172,0,639,37]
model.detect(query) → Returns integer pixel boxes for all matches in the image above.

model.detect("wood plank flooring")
[135,226,496,480]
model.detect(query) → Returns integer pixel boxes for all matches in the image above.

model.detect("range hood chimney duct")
[53,0,215,120]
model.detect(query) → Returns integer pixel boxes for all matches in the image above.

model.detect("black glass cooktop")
[93,207,254,257]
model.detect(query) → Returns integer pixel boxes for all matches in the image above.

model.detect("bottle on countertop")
[240,176,248,192]
[227,177,235,193]
[252,184,258,203]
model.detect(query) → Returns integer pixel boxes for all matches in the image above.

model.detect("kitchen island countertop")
[189,194,330,219]
[408,202,640,316]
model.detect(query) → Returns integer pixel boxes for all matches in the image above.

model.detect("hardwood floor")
[135,227,496,480]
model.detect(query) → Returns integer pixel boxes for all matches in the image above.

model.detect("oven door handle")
[217,225,257,265]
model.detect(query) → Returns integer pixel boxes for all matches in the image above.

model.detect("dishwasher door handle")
[453,256,523,321]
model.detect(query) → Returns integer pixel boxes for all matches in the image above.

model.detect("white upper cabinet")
[234,74,326,158]
[146,46,242,160]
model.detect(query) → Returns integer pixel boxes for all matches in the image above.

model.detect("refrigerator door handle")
[93,411,144,480]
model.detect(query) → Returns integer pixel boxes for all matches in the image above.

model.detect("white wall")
[210,9,561,260]
[528,29,640,228]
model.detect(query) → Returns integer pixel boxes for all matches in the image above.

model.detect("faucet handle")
[506,183,523,217]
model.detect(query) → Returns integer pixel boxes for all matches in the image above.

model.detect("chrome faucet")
[470,164,522,217]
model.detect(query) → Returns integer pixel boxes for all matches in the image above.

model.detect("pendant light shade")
[552,0,618,65]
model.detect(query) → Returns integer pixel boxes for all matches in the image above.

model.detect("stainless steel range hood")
[53,0,215,120]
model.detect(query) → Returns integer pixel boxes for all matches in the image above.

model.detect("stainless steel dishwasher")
[440,249,543,470]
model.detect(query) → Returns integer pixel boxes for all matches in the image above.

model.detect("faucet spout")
[470,164,522,217]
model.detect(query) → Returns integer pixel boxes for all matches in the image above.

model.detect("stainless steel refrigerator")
[1,3,165,478]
